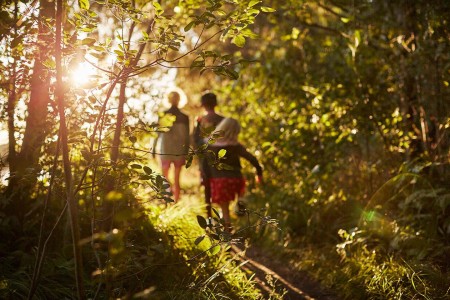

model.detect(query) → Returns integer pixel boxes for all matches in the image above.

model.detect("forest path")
[230,244,338,300]
[178,170,337,299]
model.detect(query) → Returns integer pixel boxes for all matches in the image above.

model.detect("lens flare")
[70,61,97,86]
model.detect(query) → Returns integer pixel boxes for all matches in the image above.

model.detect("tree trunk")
[7,0,19,174]
[399,0,422,159]
[54,0,85,297]
[4,0,54,226]
[101,21,154,232]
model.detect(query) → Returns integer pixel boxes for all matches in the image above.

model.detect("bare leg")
[173,165,182,202]
[162,163,170,180]
[204,180,212,218]
[161,161,172,196]
[219,202,231,231]
[201,159,212,220]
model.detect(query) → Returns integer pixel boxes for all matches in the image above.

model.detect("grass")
[234,186,450,300]
[143,197,265,299]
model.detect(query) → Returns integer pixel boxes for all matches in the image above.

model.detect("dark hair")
[201,92,217,109]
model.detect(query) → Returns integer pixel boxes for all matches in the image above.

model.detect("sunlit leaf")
[261,6,276,12]
[232,35,245,47]
[81,37,96,45]
[209,245,221,256]
[42,58,55,69]
[212,207,221,219]
[79,0,90,10]
[194,236,205,245]
[218,149,227,159]
[152,1,164,15]
[249,0,260,7]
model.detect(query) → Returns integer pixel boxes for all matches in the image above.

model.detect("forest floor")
[172,166,339,300]
[230,243,338,300]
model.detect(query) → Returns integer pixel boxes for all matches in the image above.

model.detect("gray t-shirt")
[158,106,189,161]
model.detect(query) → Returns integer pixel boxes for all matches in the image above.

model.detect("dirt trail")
[231,244,338,300]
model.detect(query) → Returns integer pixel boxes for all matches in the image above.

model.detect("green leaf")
[232,35,245,47]
[143,166,152,175]
[11,37,21,48]
[185,155,193,169]
[114,49,124,58]
[155,175,163,186]
[249,0,260,7]
[212,207,221,219]
[197,215,208,229]
[42,58,56,69]
[129,136,137,143]
[194,235,205,246]
[248,8,260,15]
[210,233,220,240]
[261,6,276,12]
[224,68,239,80]
[191,59,205,69]
[163,196,174,203]
[209,245,221,256]
[152,1,164,15]
[79,0,90,10]
[152,1,162,10]
[199,144,209,151]
[184,21,195,32]
[81,37,96,46]
[218,149,227,159]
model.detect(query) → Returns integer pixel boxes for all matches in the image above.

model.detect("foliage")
[0,0,449,298]
[217,0,449,298]
[145,202,264,299]
[0,0,272,298]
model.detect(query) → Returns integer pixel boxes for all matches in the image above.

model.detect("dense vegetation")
[0,0,449,299]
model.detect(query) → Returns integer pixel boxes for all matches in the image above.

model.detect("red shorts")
[210,178,245,204]
[161,159,185,169]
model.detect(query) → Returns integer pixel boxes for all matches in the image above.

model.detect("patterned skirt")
[210,177,246,204]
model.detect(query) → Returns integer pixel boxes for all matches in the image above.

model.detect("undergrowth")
[237,170,450,300]
[145,201,265,299]
[0,194,265,299]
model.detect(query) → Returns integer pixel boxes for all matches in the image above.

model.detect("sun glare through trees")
[0,0,448,299]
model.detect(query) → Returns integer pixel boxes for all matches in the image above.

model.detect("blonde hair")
[215,118,241,144]
[167,91,180,106]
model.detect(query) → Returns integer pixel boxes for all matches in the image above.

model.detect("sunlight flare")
[70,61,98,87]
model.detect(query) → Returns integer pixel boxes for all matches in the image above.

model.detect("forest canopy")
[0,0,449,299]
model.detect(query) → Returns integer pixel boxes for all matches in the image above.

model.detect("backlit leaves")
[232,35,245,47]
[79,0,90,10]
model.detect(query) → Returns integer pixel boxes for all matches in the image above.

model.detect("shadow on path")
[231,244,339,300]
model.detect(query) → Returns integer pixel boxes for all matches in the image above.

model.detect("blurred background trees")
[0,0,448,298]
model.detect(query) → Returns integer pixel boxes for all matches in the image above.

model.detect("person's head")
[215,118,241,143]
[201,92,217,110]
[168,91,180,107]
